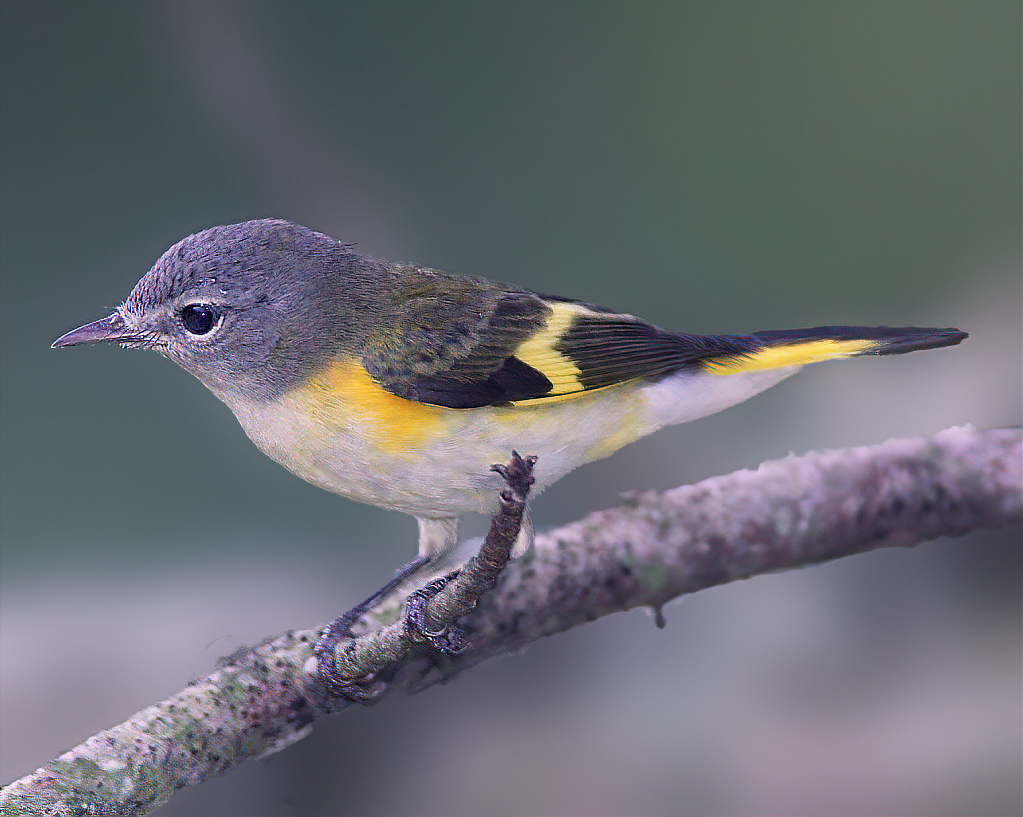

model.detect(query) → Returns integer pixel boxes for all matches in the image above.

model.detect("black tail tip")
[875,327,968,355]
[751,325,969,355]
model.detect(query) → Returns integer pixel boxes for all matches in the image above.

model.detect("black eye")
[180,304,218,335]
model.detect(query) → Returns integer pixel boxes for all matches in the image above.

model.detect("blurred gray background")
[2,2,1020,814]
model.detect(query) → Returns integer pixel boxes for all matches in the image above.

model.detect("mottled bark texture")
[3,426,1020,816]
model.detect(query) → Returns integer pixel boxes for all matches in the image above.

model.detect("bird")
[53,218,967,575]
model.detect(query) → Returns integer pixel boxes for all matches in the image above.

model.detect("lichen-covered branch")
[3,426,1020,816]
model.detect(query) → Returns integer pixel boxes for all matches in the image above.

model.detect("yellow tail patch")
[704,338,875,375]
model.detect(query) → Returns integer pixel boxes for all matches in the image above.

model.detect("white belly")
[215,365,798,519]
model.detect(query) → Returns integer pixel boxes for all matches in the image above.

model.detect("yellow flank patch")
[704,338,875,374]
[513,302,585,394]
[291,358,446,455]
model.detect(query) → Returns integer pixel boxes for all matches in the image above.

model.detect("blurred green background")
[2,2,1020,815]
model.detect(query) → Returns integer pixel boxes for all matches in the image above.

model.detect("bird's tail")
[701,326,967,375]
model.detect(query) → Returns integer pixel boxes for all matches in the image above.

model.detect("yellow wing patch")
[291,357,447,455]
[511,301,586,394]
[703,338,875,375]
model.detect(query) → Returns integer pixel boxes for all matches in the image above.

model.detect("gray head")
[53,219,382,401]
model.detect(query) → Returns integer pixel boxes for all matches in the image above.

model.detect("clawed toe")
[401,571,466,654]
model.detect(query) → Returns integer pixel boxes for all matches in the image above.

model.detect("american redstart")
[53,219,966,570]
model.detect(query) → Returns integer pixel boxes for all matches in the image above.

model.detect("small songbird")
[54,219,967,569]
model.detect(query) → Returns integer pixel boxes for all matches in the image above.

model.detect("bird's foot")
[313,608,387,702]
[315,451,537,700]
[401,570,466,654]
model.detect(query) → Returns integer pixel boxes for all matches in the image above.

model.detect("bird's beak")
[52,312,136,348]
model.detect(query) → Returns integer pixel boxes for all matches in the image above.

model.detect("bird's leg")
[312,554,436,700]
[400,452,537,654]
[315,452,536,700]
[400,569,467,653]
[314,515,458,667]
[416,517,459,558]
[319,555,431,640]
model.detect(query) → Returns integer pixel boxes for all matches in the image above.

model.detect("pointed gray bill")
[52,313,136,348]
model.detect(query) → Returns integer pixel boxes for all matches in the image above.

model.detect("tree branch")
[3,426,1020,815]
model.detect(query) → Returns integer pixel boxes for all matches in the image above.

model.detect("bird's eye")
[180,304,219,336]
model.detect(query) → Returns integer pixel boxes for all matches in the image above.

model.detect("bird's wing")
[363,269,967,409]
[362,271,754,409]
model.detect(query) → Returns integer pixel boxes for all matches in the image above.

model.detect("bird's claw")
[314,619,387,702]
[402,571,466,654]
